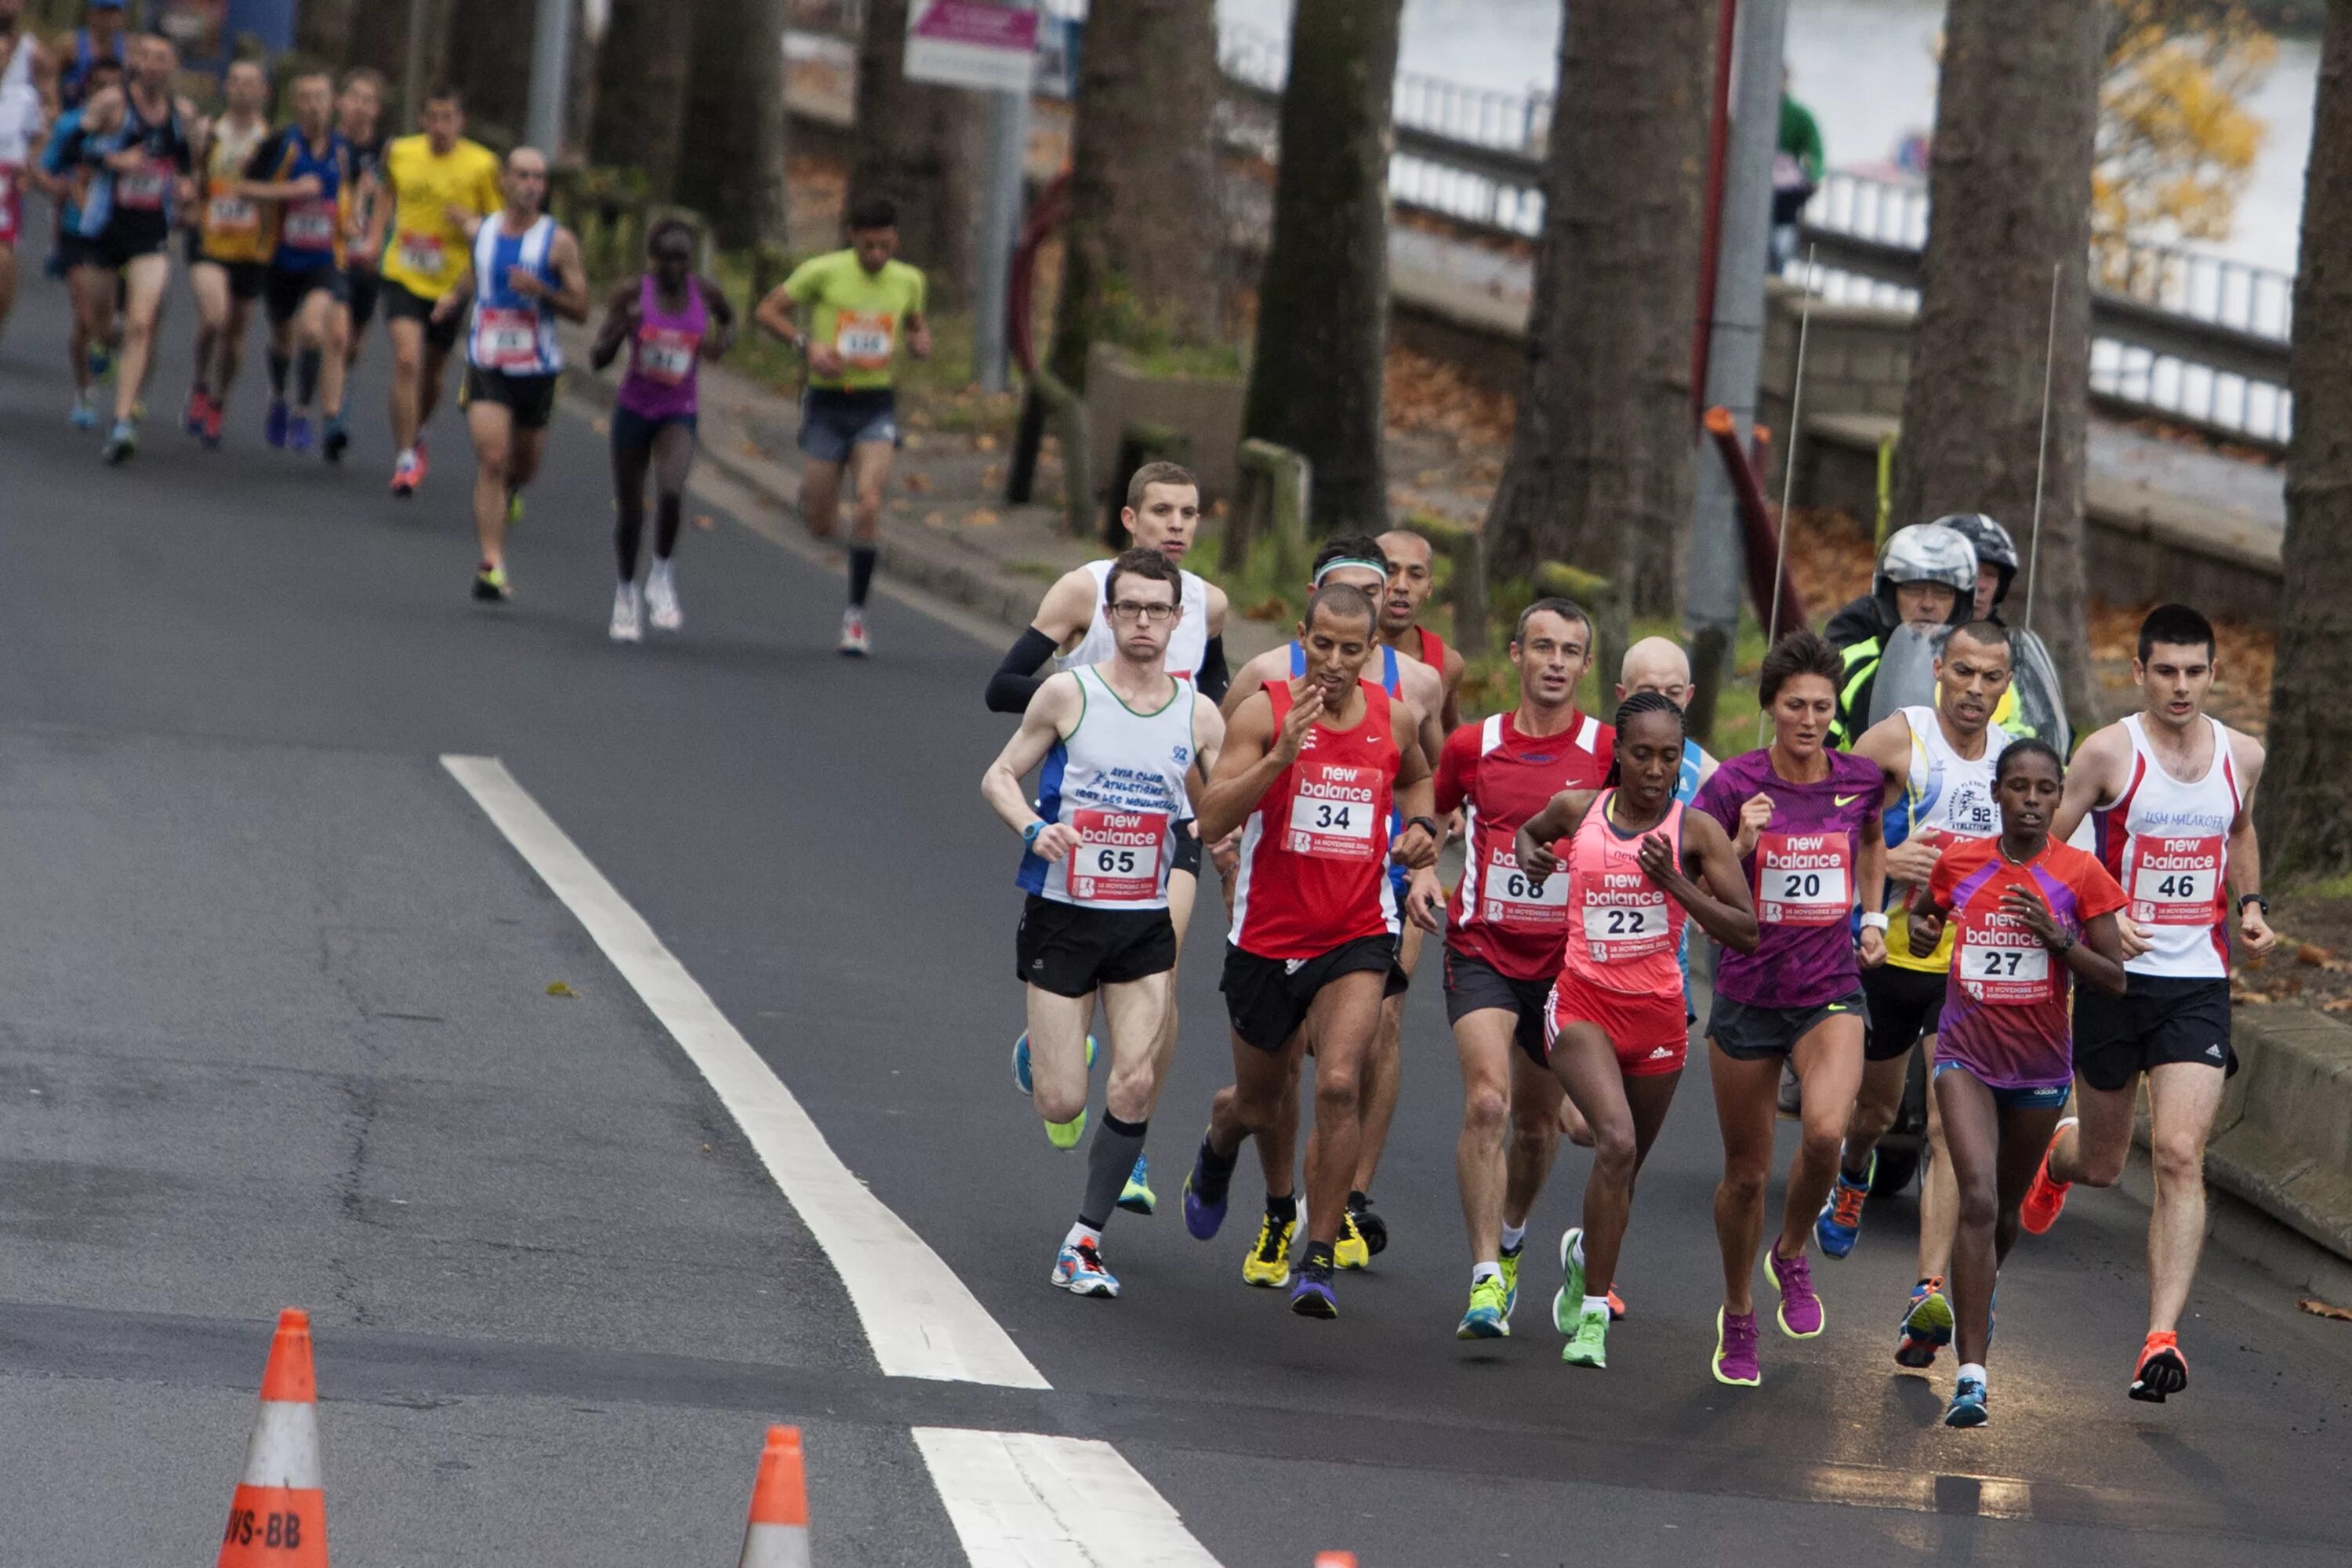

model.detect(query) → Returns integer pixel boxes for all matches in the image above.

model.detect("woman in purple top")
[1692,630,1888,1387]
[590,218,735,643]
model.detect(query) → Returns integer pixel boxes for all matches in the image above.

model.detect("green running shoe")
[1562,1305,1609,1368]
[1552,1225,1588,1335]
[1456,1276,1510,1340]
[1117,1152,1156,1215]
[1497,1241,1523,1322]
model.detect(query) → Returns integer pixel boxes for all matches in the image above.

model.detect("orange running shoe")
[2021,1117,2077,1236]
[1607,1284,1627,1321]
[2131,1330,2188,1403]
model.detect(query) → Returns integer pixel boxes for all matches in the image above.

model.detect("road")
[2,267,2348,1568]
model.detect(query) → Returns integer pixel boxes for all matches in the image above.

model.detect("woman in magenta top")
[1692,630,1887,1388]
[590,218,734,642]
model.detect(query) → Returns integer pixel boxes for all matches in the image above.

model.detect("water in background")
[1217,0,2316,274]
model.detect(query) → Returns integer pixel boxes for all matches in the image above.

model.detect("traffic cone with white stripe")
[738,1425,811,1568]
[217,1308,328,1567]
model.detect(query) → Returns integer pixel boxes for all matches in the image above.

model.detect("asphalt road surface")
[2,260,2348,1568]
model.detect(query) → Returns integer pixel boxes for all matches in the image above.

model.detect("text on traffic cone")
[219,1308,328,1567]
[739,1425,811,1568]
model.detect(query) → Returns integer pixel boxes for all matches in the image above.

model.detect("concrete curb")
[2183,1004,2352,1284]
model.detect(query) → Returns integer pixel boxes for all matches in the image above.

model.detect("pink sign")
[913,2,1039,51]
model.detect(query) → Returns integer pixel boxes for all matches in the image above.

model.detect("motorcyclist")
[1826,522,1978,749]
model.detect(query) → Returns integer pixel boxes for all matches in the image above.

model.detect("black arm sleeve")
[985,626,1063,714]
[1196,634,1231,703]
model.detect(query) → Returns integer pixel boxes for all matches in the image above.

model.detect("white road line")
[913,1428,1224,1568]
[441,753,1048,1390]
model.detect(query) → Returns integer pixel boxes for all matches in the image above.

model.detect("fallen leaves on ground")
[2299,1298,2352,1322]
[902,472,934,493]
[975,434,1000,452]
[694,514,715,531]
[1384,346,1515,449]
[965,508,1001,527]
[546,982,575,998]
[1242,596,1290,622]
[2298,942,2336,967]
[590,416,610,435]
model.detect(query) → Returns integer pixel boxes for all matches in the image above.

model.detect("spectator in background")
[1773,65,1824,272]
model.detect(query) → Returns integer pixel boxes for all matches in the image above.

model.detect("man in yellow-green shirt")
[755,194,930,657]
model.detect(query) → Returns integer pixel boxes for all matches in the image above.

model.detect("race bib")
[1580,897,1672,961]
[1482,844,1568,930]
[1957,936,2055,1004]
[1067,808,1167,904]
[637,326,699,386]
[205,192,258,235]
[1755,832,1852,927]
[281,198,337,250]
[1284,764,1379,862]
[395,229,444,277]
[2125,834,2223,927]
[117,168,168,210]
[833,308,895,369]
[475,306,542,370]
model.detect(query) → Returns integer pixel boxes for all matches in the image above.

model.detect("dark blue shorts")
[797,387,898,463]
[611,405,697,451]
[1933,1058,2071,1111]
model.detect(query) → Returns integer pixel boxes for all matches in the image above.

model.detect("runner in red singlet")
[1512,693,1757,1370]
[1181,582,1439,1320]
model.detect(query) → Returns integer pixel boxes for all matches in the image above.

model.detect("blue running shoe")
[1944,1374,1989,1428]
[1896,1276,1954,1369]
[1289,1255,1338,1319]
[69,390,100,430]
[1011,1030,1097,1095]
[288,412,314,454]
[1117,1152,1156,1215]
[1816,1152,1873,1258]
[1050,1239,1120,1298]
[265,398,289,448]
[1181,1134,1229,1241]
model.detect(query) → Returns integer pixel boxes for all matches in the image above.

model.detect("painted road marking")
[441,753,1047,1391]
[913,1428,1223,1568]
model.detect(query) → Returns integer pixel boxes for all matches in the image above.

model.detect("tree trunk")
[592,0,695,197]
[1240,0,1402,537]
[1890,0,2103,720]
[566,0,600,158]
[444,0,535,147]
[296,0,359,68]
[851,0,982,308]
[1044,0,1225,392]
[1483,0,1714,615]
[676,0,792,249]
[2263,1,2352,884]
[349,0,454,122]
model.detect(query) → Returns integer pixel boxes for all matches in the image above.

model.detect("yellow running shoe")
[1241,1209,1297,1287]
[1335,1209,1371,1270]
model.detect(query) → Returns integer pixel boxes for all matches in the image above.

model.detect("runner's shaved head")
[1618,637,1693,709]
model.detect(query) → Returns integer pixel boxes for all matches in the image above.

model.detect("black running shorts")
[1221,934,1399,1053]
[463,367,558,431]
[1442,949,1553,1067]
[384,276,463,351]
[1014,895,1175,999]
[2073,975,2235,1092]
[1863,963,1947,1062]
[1709,989,1868,1062]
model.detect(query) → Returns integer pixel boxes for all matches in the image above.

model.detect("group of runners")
[983,476,2275,1431]
[0,6,931,653]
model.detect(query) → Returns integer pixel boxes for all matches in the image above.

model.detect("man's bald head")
[1618,636,1694,710]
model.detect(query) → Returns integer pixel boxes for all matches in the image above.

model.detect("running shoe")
[1051,1240,1120,1299]
[1044,1109,1086,1151]
[1334,1209,1370,1270]
[1769,1244,1825,1338]
[183,388,209,435]
[1011,1030,1096,1094]
[89,343,113,383]
[2021,1116,2078,1236]
[1289,1254,1338,1319]
[473,563,511,603]
[1456,1276,1510,1340]
[70,390,100,430]
[645,558,683,631]
[322,417,350,464]
[1816,1152,1873,1258]
[1552,1226,1588,1335]
[101,421,136,465]
[287,412,314,455]
[1348,1192,1388,1256]
[390,451,420,496]
[610,583,644,644]
[1607,1284,1627,1321]
[1895,1276,1953,1369]
[1117,1152,1156,1216]
[266,397,289,448]
[1242,1209,1298,1288]
[1497,1242,1523,1321]
[1712,1307,1762,1386]
[1561,1304,1608,1368]
[201,401,225,448]
[1181,1134,1229,1240]
[506,488,524,526]
[1944,1374,1989,1428]
[839,607,870,658]
[2130,1330,2188,1403]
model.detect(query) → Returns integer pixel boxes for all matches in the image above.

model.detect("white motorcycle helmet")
[1871,524,1979,630]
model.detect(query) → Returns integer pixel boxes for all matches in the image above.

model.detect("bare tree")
[1891,0,2105,719]
[852,0,982,307]
[1240,0,1403,535]
[2263,0,2352,882]
[1044,0,1225,391]
[1483,0,1715,615]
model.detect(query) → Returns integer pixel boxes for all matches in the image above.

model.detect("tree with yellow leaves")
[2096,0,2277,259]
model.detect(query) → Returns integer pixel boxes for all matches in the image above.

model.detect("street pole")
[1686,0,1790,740]
[401,0,432,129]
[526,0,575,157]
[973,82,1029,394]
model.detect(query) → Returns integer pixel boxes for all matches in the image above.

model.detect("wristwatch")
[2238,892,2270,916]
[1022,819,1046,848]
[2050,930,2076,954]
[1405,815,1440,840]
[1858,912,1890,932]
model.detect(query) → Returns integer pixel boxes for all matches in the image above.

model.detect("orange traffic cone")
[738,1425,811,1568]
[1315,1555,1358,1567]
[218,1308,328,1567]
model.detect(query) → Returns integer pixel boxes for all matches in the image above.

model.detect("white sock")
[397,446,416,465]
[1958,1361,1987,1388]
[1065,1221,1101,1250]
[1471,1262,1500,1285]
[1501,1221,1527,1254]
[1582,1294,1610,1319]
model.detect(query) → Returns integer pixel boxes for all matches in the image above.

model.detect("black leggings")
[613,419,697,581]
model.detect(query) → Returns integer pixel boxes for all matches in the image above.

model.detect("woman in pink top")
[590,218,734,642]
[1514,692,1757,1372]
